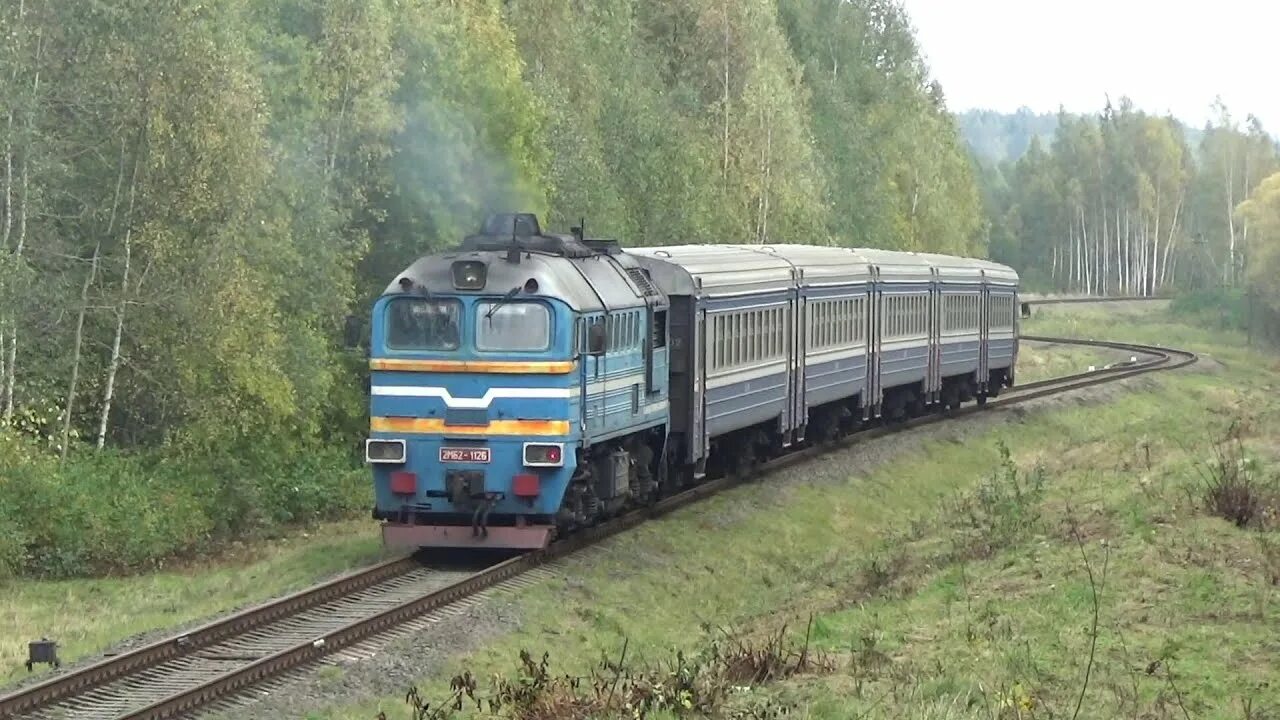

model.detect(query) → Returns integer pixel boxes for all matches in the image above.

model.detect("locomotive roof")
[388,248,659,313]
[386,212,668,312]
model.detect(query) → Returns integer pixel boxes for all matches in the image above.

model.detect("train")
[363,213,1020,550]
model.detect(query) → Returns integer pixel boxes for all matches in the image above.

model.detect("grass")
[1028,300,1250,354]
[789,422,1280,718]
[0,519,386,687]
[300,302,1280,719]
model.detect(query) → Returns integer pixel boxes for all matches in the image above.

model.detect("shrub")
[1191,423,1279,530]
[1171,287,1280,347]
[398,620,833,720]
[1169,287,1247,331]
[0,498,31,579]
[949,441,1047,558]
[0,431,372,578]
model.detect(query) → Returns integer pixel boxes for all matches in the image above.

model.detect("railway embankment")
[0,521,389,689]
[217,303,1278,719]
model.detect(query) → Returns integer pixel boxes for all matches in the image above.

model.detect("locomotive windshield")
[476,301,550,352]
[385,297,461,350]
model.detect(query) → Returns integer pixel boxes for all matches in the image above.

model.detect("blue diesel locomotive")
[364,214,1019,550]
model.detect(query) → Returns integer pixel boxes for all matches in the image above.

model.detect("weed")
[395,620,835,719]
[1189,422,1280,530]
[1066,507,1110,720]
[1257,535,1280,587]
[950,441,1047,559]
[317,665,346,685]
[848,629,892,677]
[852,551,906,600]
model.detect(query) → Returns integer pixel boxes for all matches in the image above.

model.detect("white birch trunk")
[2,112,10,250]
[1072,218,1079,292]
[1225,154,1236,286]
[721,3,730,184]
[1124,213,1130,295]
[1080,206,1091,295]
[61,244,101,464]
[1151,187,1162,296]
[760,111,771,243]
[1,110,10,423]
[1160,191,1185,289]
[2,147,25,424]
[4,17,34,424]
[97,142,141,449]
[97,233,130,449]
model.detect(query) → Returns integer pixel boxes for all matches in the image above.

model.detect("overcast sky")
[898,0,1275,131]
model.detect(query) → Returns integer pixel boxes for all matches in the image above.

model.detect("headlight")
[366,439,406,464]
[451,260,487,290]
[523,442,564,467]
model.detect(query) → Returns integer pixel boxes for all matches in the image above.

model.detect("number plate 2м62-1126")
[439,447,491,463]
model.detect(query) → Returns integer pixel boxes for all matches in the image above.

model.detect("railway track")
[1018,294,1169,317]
[1021,294,1169,305]
[0,333,1197,720]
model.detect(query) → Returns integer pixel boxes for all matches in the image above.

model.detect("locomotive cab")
[364,214,671,551]
[366,232,585,549]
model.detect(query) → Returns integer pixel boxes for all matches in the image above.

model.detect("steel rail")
[1016,335,1175,390]
[1,333,1197,720]
[1020,295,1171,305]
[0,555,424,719]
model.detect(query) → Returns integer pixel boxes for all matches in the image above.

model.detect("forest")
[0,0,985,576]
[6,0,1280,579]
[975,99,1280,314]
[957,108,1060,165]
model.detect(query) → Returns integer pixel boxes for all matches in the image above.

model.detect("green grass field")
[0,520,386,687]
[304,302,1280,720]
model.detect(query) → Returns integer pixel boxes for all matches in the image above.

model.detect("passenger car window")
[386,297,461,350]
[476,302,550,351]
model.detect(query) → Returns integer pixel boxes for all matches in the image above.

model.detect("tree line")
[0,0,981,466]
[979,98,1280,299]
[957,108,1060,166]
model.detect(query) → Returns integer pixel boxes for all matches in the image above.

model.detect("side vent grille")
[626,267,660,297]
